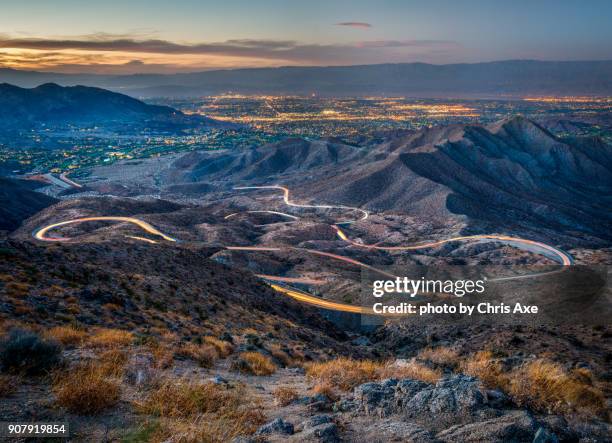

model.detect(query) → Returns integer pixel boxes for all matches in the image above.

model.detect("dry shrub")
[137,379,266,440]
[0,375,17,398]
[45,325,87,347]
[379,360,442,384]
[40,285,64,297]
[418,346,461,367]
[268,344,292,367]
[306,357,442,391]
[132,416,265,443]
[305,358,380,390]
[460,351,507,389]
[203,336,234,358]
[0,274,14,283]
[53,364,120,414]
[99,349,128,377]
[507,359,606,418]
[149,343,174,369]
[311,382,339,401]
[273,386,299,406]
[232,352,276,376]
[88,328,133,348]
[5,282,30,297]
[176,343,218,368]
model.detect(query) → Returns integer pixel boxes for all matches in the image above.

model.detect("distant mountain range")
[1,60,611,98]
[0,83,231,130]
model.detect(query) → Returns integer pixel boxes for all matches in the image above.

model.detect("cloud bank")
[0,33,461,73]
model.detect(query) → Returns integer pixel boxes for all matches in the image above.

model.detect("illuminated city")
[2,94,610,175]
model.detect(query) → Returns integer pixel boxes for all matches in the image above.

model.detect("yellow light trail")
[333,227,573,266]
[34,217,177,243]
[33,185,574,315]
[270,284,372,314]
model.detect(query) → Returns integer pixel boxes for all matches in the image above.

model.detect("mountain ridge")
[0,83,230,130]
[1,60,611,97]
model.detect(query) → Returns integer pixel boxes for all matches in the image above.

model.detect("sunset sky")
[1,0,610,74]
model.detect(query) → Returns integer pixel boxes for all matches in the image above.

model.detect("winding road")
[33,184,573,314]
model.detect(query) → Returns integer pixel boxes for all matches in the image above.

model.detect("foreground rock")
[346,375,542,441]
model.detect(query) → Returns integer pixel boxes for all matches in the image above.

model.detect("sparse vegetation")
[378,360,442,384]
[203,336,234,358]
[418,346,461,368]
[305,358,379,390]
[45,325,87,347]
[460,352,607,419]
[306,357,442,390]
[0,374,17,398]
[273,386,299,406]
[311,382,339,401]
[53,363,121,414]
[137,379,265,441]
[176,342,218,368]
[460,350,505,388]
[88,328,134,348]
[98,349,129,377]
[0,329,61,375]
[507,359,606,418]
[231,352,276,376]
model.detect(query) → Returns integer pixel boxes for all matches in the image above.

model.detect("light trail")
[270,284,372,314]
[34,217,177,243]
[125,235,158,244]
[225,210,300,226]
[59,172,83,188]
[333,226,573,266]
[234,185,369,224]
[225,210,299,221]
[33,185,574,315]
[256,275,326,285]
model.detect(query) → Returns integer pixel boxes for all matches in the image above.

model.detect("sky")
[0,0,610,74]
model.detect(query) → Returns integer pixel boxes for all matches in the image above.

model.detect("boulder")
[435,410,537,442]
[300,423,339,443]
[359,419,438,443]
[255,418,294,436]
[353,375,486,418]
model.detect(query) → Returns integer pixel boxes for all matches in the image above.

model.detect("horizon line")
[1,58,611,77]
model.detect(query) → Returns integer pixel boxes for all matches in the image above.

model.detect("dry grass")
[378,360,442,384]
[306,357,442,391]
[149,343,174,369]
[460,350,506,388]
[232,352,276,376]
[418,346,461,367]
[311,382,339,401]
[273,386,299,406]
[0,375,17,398]
[53,364,120,414]
[268,344,292,367]
[98,349,128,377]
[137,379,266,441]
[45,325,87,347]
[305,358,381,390]
[175,343,218,368]
[507,359,606,418]
[4,282,31,297]
[203,336,234,358]
[129,417,265,443]
[460,352,606,419]
[88,328,134,348]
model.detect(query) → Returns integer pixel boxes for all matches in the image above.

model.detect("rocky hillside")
[127,116,612,243]
[0,177,57,231]
[307,117,612,241]
[0,83,231,130]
